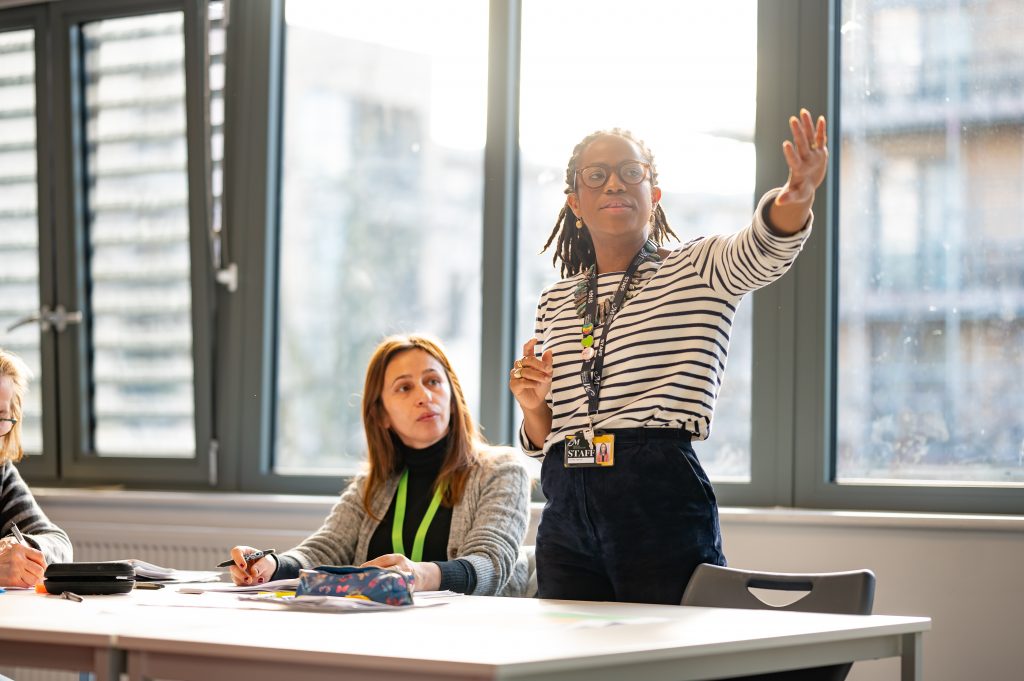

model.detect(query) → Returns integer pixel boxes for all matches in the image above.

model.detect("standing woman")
[510,110,828,604]
[230,335,531,596]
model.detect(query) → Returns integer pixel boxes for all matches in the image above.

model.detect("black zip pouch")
[43,561,136,595]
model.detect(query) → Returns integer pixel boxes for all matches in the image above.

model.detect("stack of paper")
[126,559,222,583]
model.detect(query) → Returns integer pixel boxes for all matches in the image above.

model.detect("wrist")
[417,561,441,591]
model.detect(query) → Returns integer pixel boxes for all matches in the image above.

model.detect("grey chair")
[680,564,876,681]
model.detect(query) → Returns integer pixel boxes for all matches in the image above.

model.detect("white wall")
[720,510,1024,681]
[33,491,1024,681]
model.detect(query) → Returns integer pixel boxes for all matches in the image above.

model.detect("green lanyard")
[391,468,446,562]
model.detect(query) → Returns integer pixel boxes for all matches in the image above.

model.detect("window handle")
[50,305,83,332]
[6,306,84,333]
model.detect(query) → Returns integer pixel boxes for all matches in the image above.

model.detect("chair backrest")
[681,564,876,615]
[681,565,876,681]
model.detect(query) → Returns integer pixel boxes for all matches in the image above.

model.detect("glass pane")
[210,1,225,262]
[837,0,1024,483]
[517,0,757,480]
[80,13,195,458]
[275,0,487,473]
[0,28,43,455]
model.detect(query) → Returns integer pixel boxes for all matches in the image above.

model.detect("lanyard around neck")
[579,240,657,418]
[391,468,446,562]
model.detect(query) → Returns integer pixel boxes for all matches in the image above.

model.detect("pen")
[217,549,275,568]
[10,523,26,546]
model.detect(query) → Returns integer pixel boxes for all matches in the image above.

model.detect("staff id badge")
[564,431,615,468]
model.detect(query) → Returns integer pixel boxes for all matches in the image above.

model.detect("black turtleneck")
[365,434,476,594]
[272,434,477,593]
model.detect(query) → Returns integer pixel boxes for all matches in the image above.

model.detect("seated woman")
[0,349,73,587]
[230,335,531,596]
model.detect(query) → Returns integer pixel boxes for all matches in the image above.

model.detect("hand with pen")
[1,524,46,587]
[225,545,277,586]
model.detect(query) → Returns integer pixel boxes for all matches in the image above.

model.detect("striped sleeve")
[1,462,73,563]
[523,188,812,457]
[685,188,811,297]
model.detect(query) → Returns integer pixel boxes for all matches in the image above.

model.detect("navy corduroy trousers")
[535,428,726,605]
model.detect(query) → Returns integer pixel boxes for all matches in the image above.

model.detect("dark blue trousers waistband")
[592,427,692,443]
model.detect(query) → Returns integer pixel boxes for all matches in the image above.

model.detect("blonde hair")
[360,334,483,519]
[0,349,32,464]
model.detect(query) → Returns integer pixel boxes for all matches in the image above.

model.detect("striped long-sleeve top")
[1,461,73,563]
[521,188,812,458]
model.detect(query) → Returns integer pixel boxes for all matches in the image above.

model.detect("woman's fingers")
[229,545,255,570]
[815,114,828,149]
[229,565,248,584]
[789,114,811,157]
[250,557,274,584]
[778,110,829,206]
[362,554,411,571]
[801,108,816,148]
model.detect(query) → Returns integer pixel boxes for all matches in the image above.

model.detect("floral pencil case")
[296,565,414,606]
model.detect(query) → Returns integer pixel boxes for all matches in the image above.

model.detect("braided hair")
[542,128,679,278]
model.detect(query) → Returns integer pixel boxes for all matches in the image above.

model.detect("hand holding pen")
[222,545,277,586]
[0,523,46,588]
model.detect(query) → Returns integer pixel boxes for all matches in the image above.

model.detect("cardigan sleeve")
[1,462,73,564]
[449,450,531,596]
[276,475,368,571]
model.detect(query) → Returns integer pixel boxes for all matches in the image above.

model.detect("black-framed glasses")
[575,160,651,190]
[0,418,16,434]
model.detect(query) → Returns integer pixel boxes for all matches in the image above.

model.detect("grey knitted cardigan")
[278,446,531,597]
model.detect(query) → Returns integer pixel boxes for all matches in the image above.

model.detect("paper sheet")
[176,577,300,594]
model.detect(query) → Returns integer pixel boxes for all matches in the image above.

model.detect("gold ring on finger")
[512,367,523,379]
[514,359,524,370]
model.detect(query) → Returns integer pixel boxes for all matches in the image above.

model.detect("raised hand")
[776,108,828,208]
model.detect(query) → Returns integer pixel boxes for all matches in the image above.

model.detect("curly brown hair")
[542,128,680,278]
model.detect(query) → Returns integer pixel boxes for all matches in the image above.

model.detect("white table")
[0,588,929,681]
[0,588,124,680]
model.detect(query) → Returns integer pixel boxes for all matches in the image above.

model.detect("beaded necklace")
[572,242,662,327]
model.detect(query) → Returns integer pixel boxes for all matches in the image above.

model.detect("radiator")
[72,540,227,571]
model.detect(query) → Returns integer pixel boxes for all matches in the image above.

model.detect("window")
[835,0,1024,489]
[9,0,1022,513]
[2,0,215,484]
[0,25,43,457]
[516,0,758,480]
[80,12,197,458]
[271,0,487,475]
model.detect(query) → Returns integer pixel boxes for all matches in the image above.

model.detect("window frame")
[780,0,1024,515]
[0,4,59,482]
[47,0,216,486]
[12,0,1023,514]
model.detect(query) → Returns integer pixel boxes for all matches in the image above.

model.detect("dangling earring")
[575,217,583,230]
